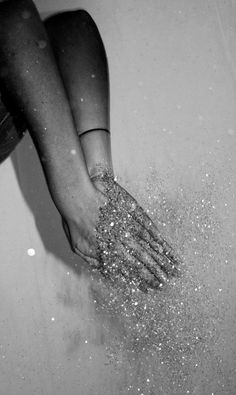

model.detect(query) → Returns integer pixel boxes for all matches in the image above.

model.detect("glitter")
[90,170,224,393]
[110,222,114,227]
[66,271,70,275]
[84,340,88,344]
[37,40,47,49]
[91,74,96,78]
[80,98,84,102]
[70,149,76,155]
[51,317,55,321]
[27,248,35,256]
[218,289,222,292]
[22,10,31,19]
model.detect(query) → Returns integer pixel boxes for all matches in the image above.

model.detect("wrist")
[80,129,113,178]
[88,163,114,179]
[53,178,96,221]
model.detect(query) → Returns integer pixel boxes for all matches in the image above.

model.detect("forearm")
[0,0,93,215]
[80,130,113,177]
[44,11,113,179]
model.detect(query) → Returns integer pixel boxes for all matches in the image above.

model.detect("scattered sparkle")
[75,169,231,394]
[37,40,47,49]
[27,248,35,256]
[22,10,31,19]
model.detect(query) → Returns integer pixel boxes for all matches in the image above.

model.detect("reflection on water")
[58,170,234,394]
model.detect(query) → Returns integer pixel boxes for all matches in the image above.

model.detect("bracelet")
[79,128,110,137]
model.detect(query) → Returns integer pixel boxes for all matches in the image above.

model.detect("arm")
[44,10,112,179]
[0,0,103,260]
[0,0,94,218]
[44,10,181,290]
[0,3,180,290]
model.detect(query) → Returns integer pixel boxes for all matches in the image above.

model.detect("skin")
[0,0,181,290]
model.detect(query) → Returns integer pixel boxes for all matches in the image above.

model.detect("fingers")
[116,243,162,290]
[124,239,168,285]
[73,245,101,268]
[130,204,182,267]
[136,236,180,278]
[107,180,182,267]
[96,227,165,290]
[133,225,180,276]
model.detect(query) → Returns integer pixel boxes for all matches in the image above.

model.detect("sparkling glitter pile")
[88,170,228,394]
[94,171,181,291]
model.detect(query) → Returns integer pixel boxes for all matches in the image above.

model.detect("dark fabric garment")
[0,93,26,164]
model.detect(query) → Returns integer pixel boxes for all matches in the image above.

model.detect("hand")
[95,172,181,291]
[61,186,107,268]
[62,172,181,291]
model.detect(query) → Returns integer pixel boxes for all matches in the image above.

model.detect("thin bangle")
[79,128,110,137]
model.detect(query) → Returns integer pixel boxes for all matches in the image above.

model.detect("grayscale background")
[0,1,235,394]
